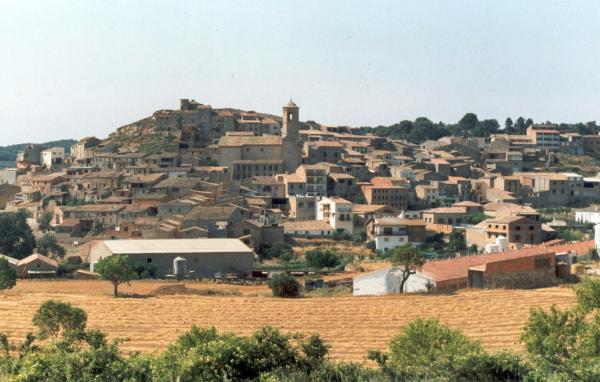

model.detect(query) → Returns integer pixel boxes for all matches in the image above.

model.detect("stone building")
[217,100,302,178]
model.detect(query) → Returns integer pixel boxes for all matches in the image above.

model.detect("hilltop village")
[1,98,599,294]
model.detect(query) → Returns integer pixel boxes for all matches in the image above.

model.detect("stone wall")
[484,268,557,289]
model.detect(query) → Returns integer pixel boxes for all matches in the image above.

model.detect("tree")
[32,300,87,340]
[575,276,600,312]
[521,277,600,380]
[36,233,65,258]
[0,209,36,259]
[95,255,134,297]
[16,329,152,381]
[423,232,445,251]
[262,241,293,260]
[305,248,341,269]
[0,257,17,290]
[514,117,527,134]
[463,211,490,225]
[267,273,301,298]
[447,231,466,253]
[370,318,484,379]
[36,211,53,232]
[504,117,514,132]
[458,113,479,133]
[391,244,425,293]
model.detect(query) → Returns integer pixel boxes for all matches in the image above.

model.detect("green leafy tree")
[458,113,479,132]
[391,244,425,293]
[36,233,65,258]
[447,231,467,253]
[504,117,514,132]
[575,276,600,312]
[370,318,484,379]
[32,300,87,340]
[267,273,301,298]
[262,241,293,260]
[95,255,134,297]
[0,209,36,259]
[463,211,490,225]
[522,277,600,380]
[423,232,445,251]
[16,329,152,381]
[152,325,328,381]
[36,211,53,232]
[305,248,341,269]
[0,257,17,290]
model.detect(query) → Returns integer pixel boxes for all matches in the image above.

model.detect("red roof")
[421,240,594,284]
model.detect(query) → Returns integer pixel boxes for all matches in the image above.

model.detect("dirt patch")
[151,283,242,297]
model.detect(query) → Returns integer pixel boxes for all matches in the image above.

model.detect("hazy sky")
[1,1,600,145]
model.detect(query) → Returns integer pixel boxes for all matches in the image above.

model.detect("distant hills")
[0,139,76,162]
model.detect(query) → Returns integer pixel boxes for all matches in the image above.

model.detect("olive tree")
[95,255,134,297]
[32,300,87,340]
[391,244,425,293]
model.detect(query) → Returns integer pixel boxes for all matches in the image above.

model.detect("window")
[147,258,152,263]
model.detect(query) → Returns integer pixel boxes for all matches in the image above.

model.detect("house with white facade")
[367,217,426,251]
[41,147,65,168]
[316,197,354,236]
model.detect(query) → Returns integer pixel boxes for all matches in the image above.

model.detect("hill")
[0,139,77,162]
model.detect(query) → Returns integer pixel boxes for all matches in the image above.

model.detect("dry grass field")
[0,280,575,362]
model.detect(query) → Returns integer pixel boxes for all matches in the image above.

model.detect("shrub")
[305,248,341,269]
[267,273,301,298]
[153,325,328,381]
[32,300,87,340]
[0,258,17,290]
[372,317,483,379]
[261,242,293,260]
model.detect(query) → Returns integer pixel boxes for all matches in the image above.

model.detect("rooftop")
[102,238,252,255]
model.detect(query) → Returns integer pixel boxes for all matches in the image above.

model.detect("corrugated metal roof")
[103,239,252,255]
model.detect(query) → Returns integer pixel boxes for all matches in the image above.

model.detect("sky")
[1,0,600,145]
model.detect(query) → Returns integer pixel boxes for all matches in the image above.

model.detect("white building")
[575,207,600,224]
[89,238,254,278]
[353,266,433,296]
[41,147,65,168]
[368,217,426,252]
[0,168,18,185]
[316,197,354,235]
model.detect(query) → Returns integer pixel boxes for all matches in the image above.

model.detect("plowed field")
[0,280,575,362]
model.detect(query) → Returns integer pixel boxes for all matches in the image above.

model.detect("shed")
[17,253,58,278]
[89,238,254,278]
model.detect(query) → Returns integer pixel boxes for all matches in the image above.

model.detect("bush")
[261,242,293,260]
[371,317,484,379]
[153,325,328,381]
[32,300,87,340]
[267,273,301,298]
[131,262,159,279]
[0,258,17,290]
[305,248,341,269]
[330,232,353,241]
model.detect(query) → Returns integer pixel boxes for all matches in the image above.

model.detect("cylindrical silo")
[173,257,187,280]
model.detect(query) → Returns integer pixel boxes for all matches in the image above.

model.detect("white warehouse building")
[89,238,254,278]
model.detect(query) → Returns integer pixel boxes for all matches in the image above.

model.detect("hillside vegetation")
[0,139,76,162]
